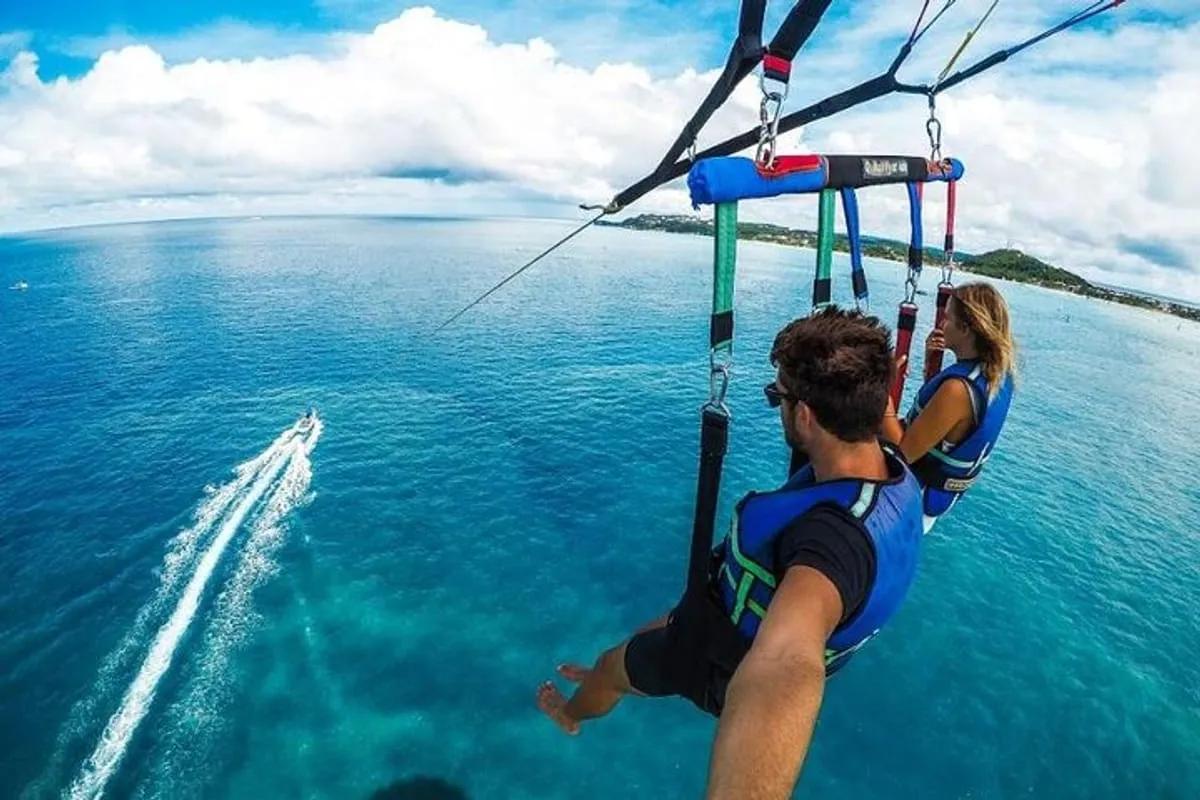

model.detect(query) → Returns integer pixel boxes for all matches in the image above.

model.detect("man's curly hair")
[770,307,892,442]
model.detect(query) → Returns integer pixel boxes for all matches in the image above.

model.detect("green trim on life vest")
[925,447,978,470]
[727,514,777,624]
[729,518,776,588]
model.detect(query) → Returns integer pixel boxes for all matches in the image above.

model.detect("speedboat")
[297,408,316,432]
[10,281,28,291]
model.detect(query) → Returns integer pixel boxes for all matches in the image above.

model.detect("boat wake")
[139,423,324,796]
[37,415,322,800]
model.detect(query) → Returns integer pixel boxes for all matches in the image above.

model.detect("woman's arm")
[881,395,905,446]
[896,379,974,464]
[880,352,908,446]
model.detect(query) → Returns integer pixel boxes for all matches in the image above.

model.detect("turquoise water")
[2,216,1198,799]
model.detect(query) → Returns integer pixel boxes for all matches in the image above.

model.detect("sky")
[1,1,1198,300]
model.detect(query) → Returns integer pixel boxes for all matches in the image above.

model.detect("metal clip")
[755,91,785,168]
[758,69,789,105]
[925,93,943,162]
[704,349,732,415]
[904,273,921,304]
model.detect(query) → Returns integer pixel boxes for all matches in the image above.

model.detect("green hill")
[960,249,1089,290]
[599,214,1199,323]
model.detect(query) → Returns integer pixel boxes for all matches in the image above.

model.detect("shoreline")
[600,215,1200,324]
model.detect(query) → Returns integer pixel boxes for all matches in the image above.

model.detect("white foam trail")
[139,418,323,798]
[66,420,315,800]
[25,426,302,800]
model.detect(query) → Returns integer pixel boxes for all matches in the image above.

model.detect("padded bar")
[689,155,964,206]
[690,156,827,207]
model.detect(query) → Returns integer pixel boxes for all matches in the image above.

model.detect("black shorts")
[623,594,746,715]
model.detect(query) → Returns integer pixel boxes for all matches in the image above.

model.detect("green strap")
[711,202,738,353]
[812,189,835,309]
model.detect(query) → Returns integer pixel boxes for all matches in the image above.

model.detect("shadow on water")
[368,776,469,800]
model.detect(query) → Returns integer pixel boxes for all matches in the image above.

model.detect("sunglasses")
[763,382,800,408]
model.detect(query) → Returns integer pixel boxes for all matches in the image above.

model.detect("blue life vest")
[905,359,1014,519]
[715,447,923,673]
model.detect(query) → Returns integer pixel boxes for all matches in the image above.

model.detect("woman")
[882,282,1016,533]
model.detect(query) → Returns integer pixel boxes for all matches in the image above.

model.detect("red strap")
[945,179,957,240]
[762,54,792,81]
[890,303,919,408]
[756,154,823,178]
[925,285,954,382]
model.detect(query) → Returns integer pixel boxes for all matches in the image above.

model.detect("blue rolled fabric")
[688,156,828,207]
[928,158,966,182]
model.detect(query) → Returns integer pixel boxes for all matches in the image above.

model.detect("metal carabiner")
[941,251,956,286]
[904,273,921,305]
[756,91,784,168]
[925,117,942,162]
[925,93,943,162]
[705,349,732,415]
[758,69,789,105]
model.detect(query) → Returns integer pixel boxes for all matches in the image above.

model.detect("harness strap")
[689,409,730,596]
[907,181,925,275]
[812,188,835,309]
[925,284,953,381]
[840,187,867,308]
[890,303,919,408]
[652,0,767,176]
[615,0,834,210]
[688,202,738,597]
[890,183,925,407]
[926,179,958,380]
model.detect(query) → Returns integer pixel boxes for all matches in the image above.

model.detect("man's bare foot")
[537,681,581,735]
[556,663,590,683]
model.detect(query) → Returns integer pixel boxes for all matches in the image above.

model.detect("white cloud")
[0,5,1197,300]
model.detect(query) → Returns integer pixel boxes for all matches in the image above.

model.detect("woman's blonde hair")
[952,282,1016,397]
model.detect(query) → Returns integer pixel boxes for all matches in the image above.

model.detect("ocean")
[2,216,1198,799]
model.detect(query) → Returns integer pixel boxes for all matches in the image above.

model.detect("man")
[536,308,925,799]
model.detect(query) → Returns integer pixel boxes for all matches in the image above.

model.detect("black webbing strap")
[611,72,900,209]
[710,310,734,348]
[650,0,765,176]
[767,0,834,62]
[687,407,730,596]
[614,0,834,210]
[608,1,1126,212]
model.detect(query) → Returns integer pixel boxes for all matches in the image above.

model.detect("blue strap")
[839,187,867,308]
[906,182,924,277]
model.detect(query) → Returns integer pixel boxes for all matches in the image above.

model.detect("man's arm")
[705,566,843,800]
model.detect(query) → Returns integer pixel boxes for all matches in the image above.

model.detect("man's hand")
[705,567,842,800]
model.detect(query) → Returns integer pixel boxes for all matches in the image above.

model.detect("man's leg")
[537,614,670,735]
